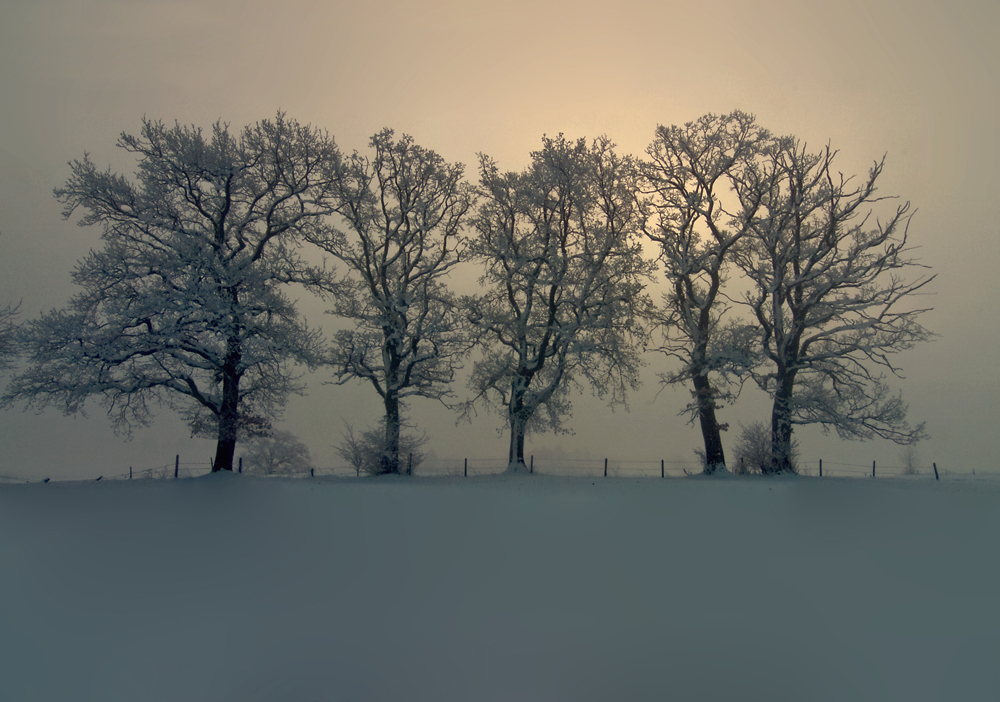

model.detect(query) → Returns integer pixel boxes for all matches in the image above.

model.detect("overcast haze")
[1,0,997,479]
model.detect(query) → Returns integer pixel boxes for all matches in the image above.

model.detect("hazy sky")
[1,0,997,479]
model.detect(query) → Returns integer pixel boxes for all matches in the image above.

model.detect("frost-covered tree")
[241,429,314,476]
[641,112,769,474]
[310,130,475,474]
[735,138,935,473]
[1,115,338,471]
[465,135,653,472]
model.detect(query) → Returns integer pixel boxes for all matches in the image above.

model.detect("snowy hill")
[1,473,997,701]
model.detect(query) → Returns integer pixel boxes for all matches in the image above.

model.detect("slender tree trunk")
[382,393,401,475]
[692,372,726,474]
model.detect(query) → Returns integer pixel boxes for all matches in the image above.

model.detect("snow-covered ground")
[1,472,997,701]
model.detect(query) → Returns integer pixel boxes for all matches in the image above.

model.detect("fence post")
[129,466,132,480]
[933,462,939,480]
[604,458,608,477]
[464,457,468,478]
[311,468,314,478]
[175,455,179,479]
[872,460,876,478]
[238,457,242,474]
[408,453,413,476]
[530,455,534,474]
[661,459,664,478]
[819,459,822,477]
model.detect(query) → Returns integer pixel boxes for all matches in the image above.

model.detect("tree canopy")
[641,111,769,473]
[465,135,653,471]
[734,139,935,472]
[309,129,476,474]
[2,114,340,471]
[1,112,935,476]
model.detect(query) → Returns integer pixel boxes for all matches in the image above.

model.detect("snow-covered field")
[1,473,997,701]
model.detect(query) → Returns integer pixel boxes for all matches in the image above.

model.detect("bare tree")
[1,115,338,471]
[309,129,476,474]
[641,112,769,473]
[465,135,653,472]
[734,137,935,473]
[241,429,314,476]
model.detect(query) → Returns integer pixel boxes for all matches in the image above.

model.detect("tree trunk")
[768,371,797,474]
[507,415,528,472]
[382,394,401,475]
[692,372,726,474]
[213,360,240,472]
[506,379,530,473]
[214,432,237,473]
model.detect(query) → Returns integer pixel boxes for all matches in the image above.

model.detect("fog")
[1,0,997,479]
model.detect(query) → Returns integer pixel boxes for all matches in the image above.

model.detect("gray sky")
[1,0,997,479]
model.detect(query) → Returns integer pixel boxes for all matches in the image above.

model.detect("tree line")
[0,111,934,475]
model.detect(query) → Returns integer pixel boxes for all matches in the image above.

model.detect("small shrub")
[240,430,314,476]
[898,443,920,475]
[335,419,428,476]
[731,421,799,474]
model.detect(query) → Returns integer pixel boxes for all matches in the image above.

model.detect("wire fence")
[795,460,987,480]
[1,455,990,483]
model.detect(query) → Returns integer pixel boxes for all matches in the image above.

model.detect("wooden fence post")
[408,453,413,476]
[604,458,608,477]
[933,462,939,480]
[311,468,314,478]
[530,455,534,474]
[661,459,664,478]
[238,457,242,474]
[819,459,822,477]
[175,455,179,479]
[129,466,132,480]
[464,458,468,478]
[872,460,876,478]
